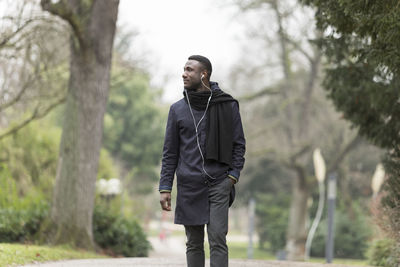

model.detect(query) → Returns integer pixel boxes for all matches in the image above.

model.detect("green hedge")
[255,194,289,252]
[368,239,399,267]
[310,209,371,259]
[93,205,150,257]
[0,200,150,257]
[0,202,48,243]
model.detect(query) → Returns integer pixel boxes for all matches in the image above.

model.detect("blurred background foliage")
[0,0,398,264]
[0,0,163,254]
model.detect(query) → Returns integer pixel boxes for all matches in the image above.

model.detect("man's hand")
[160,192,172,211]
[229,177,236,185]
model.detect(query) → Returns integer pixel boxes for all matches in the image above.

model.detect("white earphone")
[184,78,216,181]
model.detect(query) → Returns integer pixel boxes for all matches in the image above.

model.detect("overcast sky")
[118,0,246,103]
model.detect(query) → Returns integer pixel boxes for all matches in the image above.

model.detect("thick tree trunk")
[271,0,310,258]
[286,170,309,260]
[41,0,119,248]
[269,0,310,259]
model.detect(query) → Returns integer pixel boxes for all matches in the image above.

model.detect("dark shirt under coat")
[159,82,246,225]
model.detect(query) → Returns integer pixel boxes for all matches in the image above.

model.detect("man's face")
[182,60,203,91]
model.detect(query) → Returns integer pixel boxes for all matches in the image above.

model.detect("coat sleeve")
[228,101,246,183]
[159,105,180,192]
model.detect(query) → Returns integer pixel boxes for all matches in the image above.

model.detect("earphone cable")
[184,87,216,180]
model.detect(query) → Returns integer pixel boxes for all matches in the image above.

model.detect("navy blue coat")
[159,82,246,225]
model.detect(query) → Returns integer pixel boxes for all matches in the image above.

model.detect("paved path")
[20,236,370,267]
[21,258,367,267]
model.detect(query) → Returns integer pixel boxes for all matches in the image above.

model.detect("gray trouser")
[184,177,232,267]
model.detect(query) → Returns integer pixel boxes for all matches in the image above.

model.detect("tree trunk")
[286,169,309,260]
[41,0,119,248]
[270,0,310,259]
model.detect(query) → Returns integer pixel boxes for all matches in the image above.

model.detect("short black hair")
[188,55,212,77]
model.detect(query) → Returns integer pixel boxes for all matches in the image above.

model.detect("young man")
[159,55,246,267]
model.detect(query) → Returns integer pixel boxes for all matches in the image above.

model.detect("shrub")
[368,239,399,267]
[0,201,49,243]
[255,193,289,252]
[310,208,372,259]
[380,151,400,263]
[0,167,49,243]
[93,205,150,257]
[0,123,60,197]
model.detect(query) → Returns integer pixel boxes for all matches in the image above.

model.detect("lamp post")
[371,163,385,199]
[97,178,122,204]
[247,197,256,259]
[326,172,337,263]
[305,148,326,260]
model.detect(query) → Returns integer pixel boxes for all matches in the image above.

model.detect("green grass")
[205,241,275,260]
[204,241,369,265]
[309,257,369,266]
[228,242,275,260]
[147,228,186,237]
[0,243,108,266]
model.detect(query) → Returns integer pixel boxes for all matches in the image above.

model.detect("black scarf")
[183,89,238,167]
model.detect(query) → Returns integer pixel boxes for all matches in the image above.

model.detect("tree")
[0,0,67,140]
[0,121,60,197]
[40,0,120,248]
[102,56,165,223]
[302,0,400,257]
[104,61,164,194]
[231,0,381,260]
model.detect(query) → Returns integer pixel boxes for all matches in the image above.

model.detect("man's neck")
[196,81,211,92]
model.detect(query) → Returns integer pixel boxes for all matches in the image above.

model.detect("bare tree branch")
[284,36,314,64]
[0,19,35,48]
[290,144,312,163]
[298,49,322,139]
[1,16,65,51]
[238,85,280,101]
[0,75,34,112]
[327,135,363,173]
[235,0,271,11]
[40,0,86,49]
[0,97,65,141]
